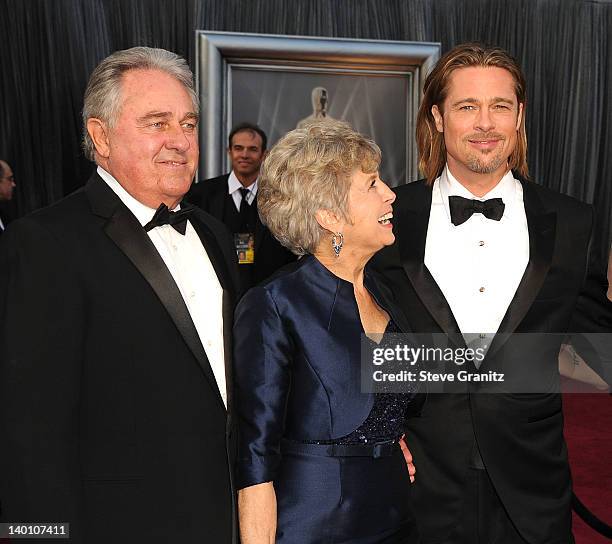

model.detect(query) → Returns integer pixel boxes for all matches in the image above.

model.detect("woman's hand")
[559,344,609,390]
[238,481,277,544]
[399,435,416,483]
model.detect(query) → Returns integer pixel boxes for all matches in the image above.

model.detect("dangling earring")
[331,232,344,258]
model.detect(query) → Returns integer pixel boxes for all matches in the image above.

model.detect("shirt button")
[479,333,487,339]
[479,240,485,247]
[479,287,485,293]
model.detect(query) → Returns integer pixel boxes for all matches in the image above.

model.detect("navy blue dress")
[234,255,419,543]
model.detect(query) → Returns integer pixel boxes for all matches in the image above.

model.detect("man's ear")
[314,208,343,233]
[516,102,524,130]
[87,118,111,158]
[431,105,444,133]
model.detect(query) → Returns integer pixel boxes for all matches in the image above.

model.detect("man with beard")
[187,123,295,291]
[371,43,611,544]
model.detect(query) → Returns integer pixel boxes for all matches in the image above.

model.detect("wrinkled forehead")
[118,68,197,114]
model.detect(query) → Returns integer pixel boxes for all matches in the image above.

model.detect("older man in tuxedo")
[372,43,612,544]
[0,47,239,543]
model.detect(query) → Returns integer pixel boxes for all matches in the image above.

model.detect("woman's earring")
[331,232,344,258]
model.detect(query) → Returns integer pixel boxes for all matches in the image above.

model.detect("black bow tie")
[144,203,195,235]
[448,195,505,226]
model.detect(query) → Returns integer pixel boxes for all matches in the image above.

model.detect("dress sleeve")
[233,285,293,489]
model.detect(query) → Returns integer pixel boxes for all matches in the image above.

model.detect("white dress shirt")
[228,170,257,212]
[424,166,529,342]
[98,166,227,407]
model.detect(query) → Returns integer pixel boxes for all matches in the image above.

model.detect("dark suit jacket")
[186,174,296,290]
[370,178,612,544]
[0,173,240,543]
[0,202,14,238]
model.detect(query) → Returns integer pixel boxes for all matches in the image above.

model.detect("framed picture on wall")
[196,31,440,186]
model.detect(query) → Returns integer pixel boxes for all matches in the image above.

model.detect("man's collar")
[437,165,520,223]
[97,166,180,227]
[228,170,258,195]
[441,165,515,201]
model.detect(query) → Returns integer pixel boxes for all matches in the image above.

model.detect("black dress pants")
[450,467,531,544]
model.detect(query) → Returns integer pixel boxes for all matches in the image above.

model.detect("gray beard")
[465,151,506,174]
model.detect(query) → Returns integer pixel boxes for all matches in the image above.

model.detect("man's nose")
[166,125,190,152]
[475,107,494,131]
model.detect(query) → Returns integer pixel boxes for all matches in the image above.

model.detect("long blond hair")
[417,43,529,184]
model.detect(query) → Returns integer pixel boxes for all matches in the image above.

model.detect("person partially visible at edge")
[608,248,612,301]
[0,160,16,235]
[0,47,239,543]
[370,42,612,544]
[235,119,420,543]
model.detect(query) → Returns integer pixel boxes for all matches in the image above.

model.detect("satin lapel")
[365,271,412,334]
[397,189,465,347]
[86,176,225,408]
[222,290,234,416]
[189,215,234,294]
[189,215,236,409]
[488,181,556,356]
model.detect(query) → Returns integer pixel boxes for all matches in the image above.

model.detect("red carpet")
[563,386,612,543]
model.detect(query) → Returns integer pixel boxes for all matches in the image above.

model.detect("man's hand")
[399,435,415,483]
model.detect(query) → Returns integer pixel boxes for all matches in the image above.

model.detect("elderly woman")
[234,120,418,543]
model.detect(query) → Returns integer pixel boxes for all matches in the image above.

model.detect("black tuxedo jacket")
[186,174,296,289]
[0,173,240,543]
[0,202,14,238]
[370,179,612,544]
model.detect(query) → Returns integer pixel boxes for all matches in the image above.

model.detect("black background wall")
[1,0,611,263]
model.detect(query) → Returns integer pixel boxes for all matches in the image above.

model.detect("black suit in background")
[0,173,240,543]
[186,174,296,291]
[0,202,15,238]
[371,179,612,544]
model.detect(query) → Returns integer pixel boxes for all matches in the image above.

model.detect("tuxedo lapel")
[85,174,225,408]
[222,291,234,415]
[188,213,237,410]
[396,185,465,347]
[189,213,234,293]
[488,181,556,355]
[365,270,412,334]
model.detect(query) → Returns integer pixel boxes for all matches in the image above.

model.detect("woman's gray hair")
[82,46,198,161]
[258,119,381,256]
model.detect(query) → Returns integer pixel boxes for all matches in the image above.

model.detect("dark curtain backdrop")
[1,0,611,263]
